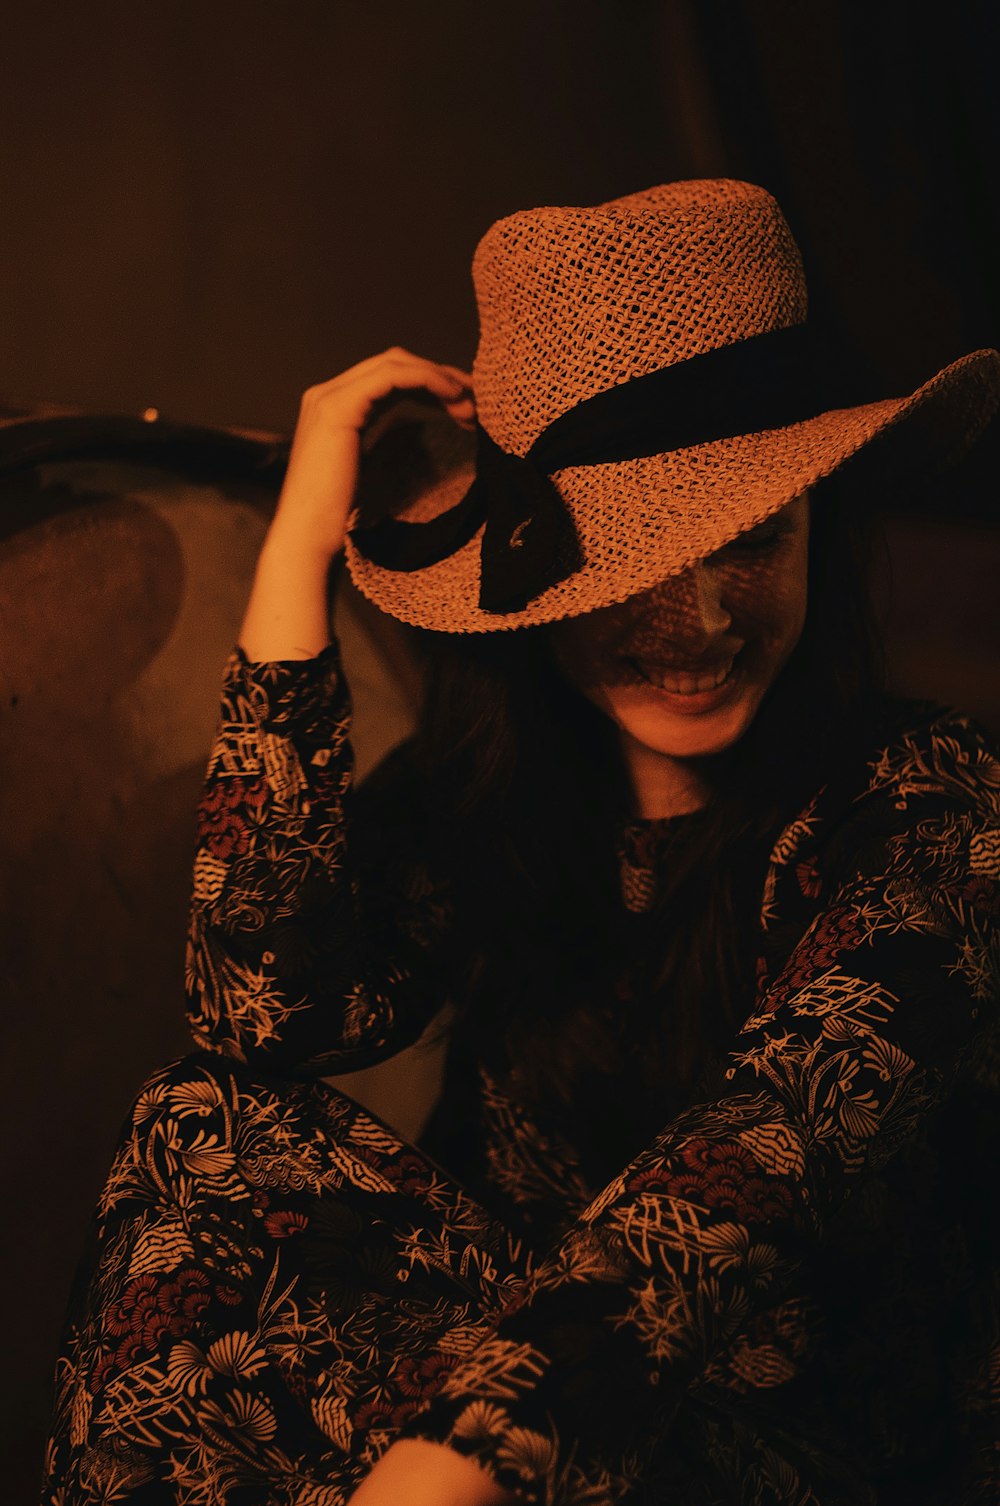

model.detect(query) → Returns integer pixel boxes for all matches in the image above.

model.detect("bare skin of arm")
[237,351,513,1505]
[346,1439,517,1506]
[238,346,475,662]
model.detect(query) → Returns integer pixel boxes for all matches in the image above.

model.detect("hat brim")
[345,347,1000,633]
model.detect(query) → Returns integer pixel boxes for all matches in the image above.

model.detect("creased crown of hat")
[346,178,1000,632]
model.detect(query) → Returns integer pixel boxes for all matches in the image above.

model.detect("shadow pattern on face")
[549,496,811,696]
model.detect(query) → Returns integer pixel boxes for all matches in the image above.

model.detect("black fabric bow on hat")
[349,323,831,614]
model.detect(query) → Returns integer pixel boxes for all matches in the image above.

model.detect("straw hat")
[346,178,1000,633]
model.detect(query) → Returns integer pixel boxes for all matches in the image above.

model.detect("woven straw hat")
[346,179,1000,633]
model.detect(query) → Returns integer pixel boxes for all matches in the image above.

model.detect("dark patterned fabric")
[44,640,1000,1504]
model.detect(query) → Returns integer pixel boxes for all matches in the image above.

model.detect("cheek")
[719,551,808,655]
[549,605,636,689]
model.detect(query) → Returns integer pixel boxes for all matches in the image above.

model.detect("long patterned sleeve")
[399,712,1000,1503]
[185,641,448,1074]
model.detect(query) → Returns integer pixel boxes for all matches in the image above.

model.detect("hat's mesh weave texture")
[346,180,1000,632]
[474,180,806,455]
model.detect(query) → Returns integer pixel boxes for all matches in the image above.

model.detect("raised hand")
[239,348,474,661]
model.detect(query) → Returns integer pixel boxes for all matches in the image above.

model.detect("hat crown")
[471,179,807,456]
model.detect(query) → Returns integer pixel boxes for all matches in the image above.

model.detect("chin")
[607,680,765,760]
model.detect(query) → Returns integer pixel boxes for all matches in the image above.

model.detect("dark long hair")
[364,483,888,1182]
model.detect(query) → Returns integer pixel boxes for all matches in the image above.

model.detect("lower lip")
[630,656,746,715]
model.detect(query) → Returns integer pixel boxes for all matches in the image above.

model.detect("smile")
[628,652,741,696]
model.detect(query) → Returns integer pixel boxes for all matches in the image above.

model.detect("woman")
[44,181,1000,1505]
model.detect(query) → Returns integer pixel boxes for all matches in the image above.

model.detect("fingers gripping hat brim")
[345,346,1000,633]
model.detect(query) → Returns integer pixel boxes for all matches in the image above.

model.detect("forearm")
[186,640,443,1073]
[188,350,473,1067]
[238,518,338,662]
[238,346,473,665]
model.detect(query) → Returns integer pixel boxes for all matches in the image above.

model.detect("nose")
[691,560,733,641]
[628,562,734,661]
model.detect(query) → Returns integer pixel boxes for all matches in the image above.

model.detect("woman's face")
[549,493,811,769]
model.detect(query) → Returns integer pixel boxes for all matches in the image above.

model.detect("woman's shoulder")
[781,696,1000,889]
[853,695,1000,814]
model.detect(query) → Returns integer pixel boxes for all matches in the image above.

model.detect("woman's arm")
[240,343,474,659]
[185,350,475,1074]
[389,712,1000,1503]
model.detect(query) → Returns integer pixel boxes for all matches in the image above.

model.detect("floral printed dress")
[43,639,1000,1506]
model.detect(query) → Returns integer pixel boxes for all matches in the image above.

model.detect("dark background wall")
[0,0,691,430]
[2,3,997,1499]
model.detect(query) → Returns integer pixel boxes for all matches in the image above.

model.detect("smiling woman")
[549,492,811,808]
[43,182,1000,1506]
[404,475,878,1188]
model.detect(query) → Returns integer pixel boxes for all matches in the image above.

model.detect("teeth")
[639,658,735,694]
